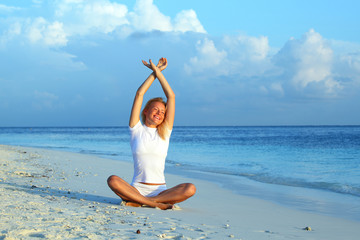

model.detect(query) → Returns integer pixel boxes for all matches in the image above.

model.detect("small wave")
[79,149,120,156]
[167,162,360,198]
[240,173,360,197]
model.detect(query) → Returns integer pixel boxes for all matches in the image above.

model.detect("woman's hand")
[157,57,167,71]
[142,57,167,72]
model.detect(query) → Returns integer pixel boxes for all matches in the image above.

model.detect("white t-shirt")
[129,121,171,184]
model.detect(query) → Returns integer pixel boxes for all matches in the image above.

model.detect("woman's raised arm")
[149,58,175,130]
[129,72,156,128]
[129,58,169,128]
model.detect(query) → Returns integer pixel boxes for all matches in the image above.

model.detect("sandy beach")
[1,144,359,239]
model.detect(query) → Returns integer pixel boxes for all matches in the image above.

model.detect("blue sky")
[0,0,359,126]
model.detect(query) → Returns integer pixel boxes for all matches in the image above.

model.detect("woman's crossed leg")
[107,175,196,210]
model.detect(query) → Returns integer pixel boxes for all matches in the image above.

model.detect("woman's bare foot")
[157,203,173,210]
[125,202,142,207]
[122,200,172,210]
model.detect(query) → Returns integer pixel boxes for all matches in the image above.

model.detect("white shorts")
[132,182,167,197]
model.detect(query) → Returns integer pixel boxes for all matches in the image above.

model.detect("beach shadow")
[0,181,121,205]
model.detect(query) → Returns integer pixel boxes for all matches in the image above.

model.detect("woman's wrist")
[153,68,161,76]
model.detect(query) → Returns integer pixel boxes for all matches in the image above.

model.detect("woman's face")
[144,101,166,127]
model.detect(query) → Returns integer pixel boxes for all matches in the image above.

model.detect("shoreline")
[1,144,359,239]
[166,166,360,223]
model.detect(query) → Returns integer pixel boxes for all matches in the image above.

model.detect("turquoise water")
[1,126,360,220]
[169,126,360,197]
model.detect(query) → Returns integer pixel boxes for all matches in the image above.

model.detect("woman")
[107,58,196,210]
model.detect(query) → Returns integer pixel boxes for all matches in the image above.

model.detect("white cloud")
[27,18,44,43]
[44,21,67,46]
[53,0,206,37]
[222,34,272,77]
[1,0,206,48]
[223,35,269,61]
[0,22,22,48]
[128,0,206,35]
[0,17,68,48]
[55,0,129,35]
[339,53,360,75]
[185,29,360,98]
[330,40,360,85]
[275,29,341,94]
[292,30,335,90]
[185,38,227,76]
[129,0,172,32]
[185,34,272,78]
[173,9,206,33]
[26,17,68,46]
[0,4,22,12]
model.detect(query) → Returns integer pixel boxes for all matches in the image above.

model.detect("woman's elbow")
[168,92,175,99]
[136,90,145,97]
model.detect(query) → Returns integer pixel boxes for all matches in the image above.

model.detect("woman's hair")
[141,97,169,140]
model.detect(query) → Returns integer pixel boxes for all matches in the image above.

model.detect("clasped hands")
[142,57,167,72]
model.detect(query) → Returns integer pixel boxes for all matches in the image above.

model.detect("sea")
[1,126,360,221]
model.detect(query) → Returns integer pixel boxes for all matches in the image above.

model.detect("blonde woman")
[107,58,196,210]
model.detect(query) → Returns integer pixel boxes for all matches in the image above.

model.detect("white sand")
[1,144,359,239]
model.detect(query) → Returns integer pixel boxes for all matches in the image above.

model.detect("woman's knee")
[107,175,122,186]
[184,183,196,197]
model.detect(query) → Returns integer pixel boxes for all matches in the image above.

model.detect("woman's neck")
[144,122,157,128]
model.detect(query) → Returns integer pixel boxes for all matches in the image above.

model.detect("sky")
[0,0,360,126]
